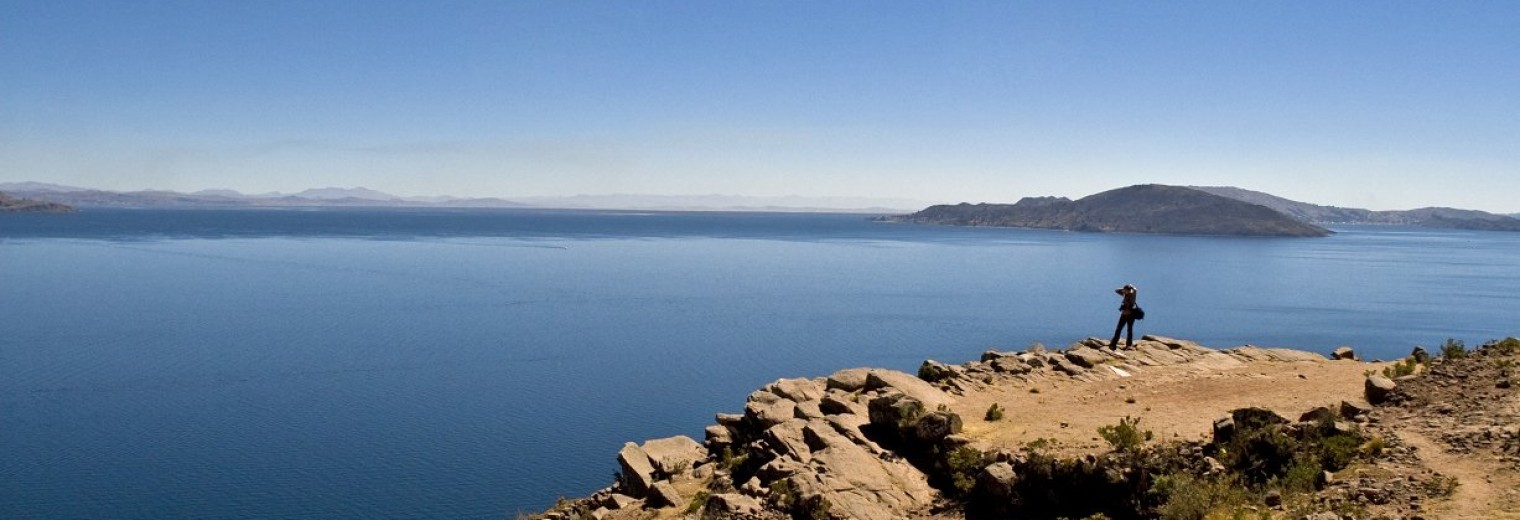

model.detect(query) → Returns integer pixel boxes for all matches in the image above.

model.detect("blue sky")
[3,1,1517,211]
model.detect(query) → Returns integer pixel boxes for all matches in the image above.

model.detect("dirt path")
[1396,428,1520,519]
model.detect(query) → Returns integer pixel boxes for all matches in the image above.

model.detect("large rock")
[1365,375,1397,404]
[648,481,682,509]
[1231,407,1289,430]
[1331,346,1357,360]
[912,411,963,443]
[865,370,954,411]
[917,359,961,382]
[642,435,706,475]
[767,377,825,403]
[764,419,814,463]
[826,368,872,392]
[703,493,765,518]
[745,390,798,429]
[868,392,926,431]
[617,442,657,497]
[977,462,1018,500]
[784,435,937,520]
[1064,347,1109,369]
[819,391,865,416]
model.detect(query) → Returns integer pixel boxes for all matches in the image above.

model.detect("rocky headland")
[881,185,1332,237]
[0,191,75,213]
[527,336,1520,520]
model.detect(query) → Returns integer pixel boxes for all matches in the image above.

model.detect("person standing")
[1109,284,1139,348]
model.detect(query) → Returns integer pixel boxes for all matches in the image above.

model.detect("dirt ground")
[944,337,1520,519]
[953,353,1378,456]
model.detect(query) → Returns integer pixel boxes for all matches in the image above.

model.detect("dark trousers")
[1110,312,1135,347]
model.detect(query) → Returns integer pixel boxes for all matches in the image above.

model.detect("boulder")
[1212,416,1236,444]
[704,425,733,449]
[1231,407,1289,430]
[918,359,960,382]
[648,481,682,509]
[981,349,1016,362]
[786,435,938,520]
[715,413,746,427]
[764,419,813,463]
[820,391,865,416]
[767,377,825,403]
[617,442,657,497]
[912,411,963,443]
[1064,347,1109,369]
[1365,375,1397,405]
[1299,406,1337,425]
[826,368,871,392]
[864,370,953,411]
[1332,346,1357,360]
[990,357,1031,374]
[643,435,706,476]
[868,392,926,430]
[704,493,765,518]
[605,493,637,510]
[978,462,1018,500]
[745,391,798,429]
[1410,346,1430,364]
[1339,400,1369,420]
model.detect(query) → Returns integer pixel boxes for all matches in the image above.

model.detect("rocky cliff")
[883,185,1332,237]
[528,336,1520,520]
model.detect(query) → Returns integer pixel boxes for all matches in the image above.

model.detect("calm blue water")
[3,208,1518,519]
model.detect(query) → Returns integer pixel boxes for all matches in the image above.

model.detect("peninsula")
[528,336,1520,520]
[882,184,1332,237]
[0,191,75,213]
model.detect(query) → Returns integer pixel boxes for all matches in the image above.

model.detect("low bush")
[1150,472,1249,520]
[1098,416,1151,452]
[985,402,1005,422]
[1440,338,1467,360]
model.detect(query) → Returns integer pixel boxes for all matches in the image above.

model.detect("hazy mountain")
[0,181,90,193]
[0,183,923,212]
[885,184,1331,237]
[291,187,400,201]
[1192,186,1520,232]
[512,194,930,213]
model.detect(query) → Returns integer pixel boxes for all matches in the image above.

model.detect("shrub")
[1360,436,1386,458]
[1382,357,1420,378]
[768,479,796,510]
[1484,337,1520,356]
[1098,416,1151,452]
[946,445,990,496]
[686,490,710,515]
[985,402,1005,422]
[1318,433,1361,471]
[1440,338,1467,360]
[1423,475,1460,497]
[720,446,748,471]
[1150,472,1249,520]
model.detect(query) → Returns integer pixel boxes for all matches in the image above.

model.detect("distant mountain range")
[884,184,1333,237]
[0,183,927,213]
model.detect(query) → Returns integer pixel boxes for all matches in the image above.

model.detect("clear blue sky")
[3,1,1517,211]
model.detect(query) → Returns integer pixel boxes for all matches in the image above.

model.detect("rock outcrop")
[530,335,1520,520]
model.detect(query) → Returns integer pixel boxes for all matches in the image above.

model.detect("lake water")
[3,208,1518,519]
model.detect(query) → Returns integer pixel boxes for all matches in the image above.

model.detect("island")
[880,184,1332,237]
